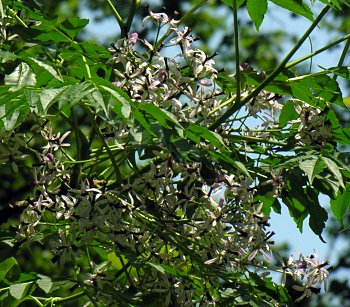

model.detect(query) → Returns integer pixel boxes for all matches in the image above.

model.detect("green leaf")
[306,188,328,238]
[289,74,343,108]
[247,0,268,30]
[0,93,30,131]
[256,194,281,215]
[60,17,89,39]
[99,85,131,119]
[207,150,252,178]
[9,282,33,300]
[216,72,237,94]
[129,126,143,144]
[188,124,226,150]
[133,110,156,137]
[38,88,66,114]
[330,184,350,225]
[138,103,179,129]
[321,156,344,188]
[147,262,165,274]
[36,274,52,294]
[269,0,314,21]
[87,89,107,116]
[279,100,298,127]
[107,252,126,270]
[56,83,94,111]
[5,62,36,91]
[15,273,37,283]
[283,170,309,232]
[221,0,246,8]
[0,50,17,63]
[299,158,326,184]
[147,262,180,276]
[231,160,252,179]
[30,16,71,43]
[0,257,18,281]
[320,0,342,9]
[283,195,307,232]
[28,57,63,82]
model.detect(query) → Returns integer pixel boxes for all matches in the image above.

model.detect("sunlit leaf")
[28,57,63,82]
[39,88,66,114]
[0,93,30,131]
[321,156,344,188]
[107,252,127,270]
[56,83,94,111]
[0,257,18,282]
[147,262,180,276]
[137,103,180,129]
[269,0,314,21]
[87,89,108,116]
[299,158,326,184]
[99,85,131,119]
[247,0,268,30]
[36,274,52,294]
[5,62,36,91]
[0,50,17,63]
[9,282,33,300]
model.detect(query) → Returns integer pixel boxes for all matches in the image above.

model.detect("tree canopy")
[0,0,350,306]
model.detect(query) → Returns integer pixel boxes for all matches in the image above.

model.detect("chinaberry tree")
[0,0,349,306]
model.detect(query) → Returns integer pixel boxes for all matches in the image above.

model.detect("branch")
[209,5,331,130]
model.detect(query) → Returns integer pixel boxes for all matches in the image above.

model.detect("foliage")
[0,0,350,306]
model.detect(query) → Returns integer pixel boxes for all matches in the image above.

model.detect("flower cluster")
[108,11,222,124]
[0,13,19,43]
[18,135,276,303]
[281,251,330,302]
[246,90,283,120]
[14,8,332,306]
[292,100,333,146]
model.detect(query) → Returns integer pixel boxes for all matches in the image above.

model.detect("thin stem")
[233,0,241,108]
[222,134,287,146]
[125,0,138,35]
[45,291,85,304]
[210,5,331,130]
[81,55,92,79]
[209,94,236,115]
[286,33,350,69]
[74,270,99,307]
[16,296,43,306]
[0,0,4,19]
[85,106,122,185]
[14,14,28,28]
[66,109,89,188]
[333,36,350,81]
[7,8,28,28]
[106,0,126,37]
[307,36,313,72]
[178,0,207,25]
